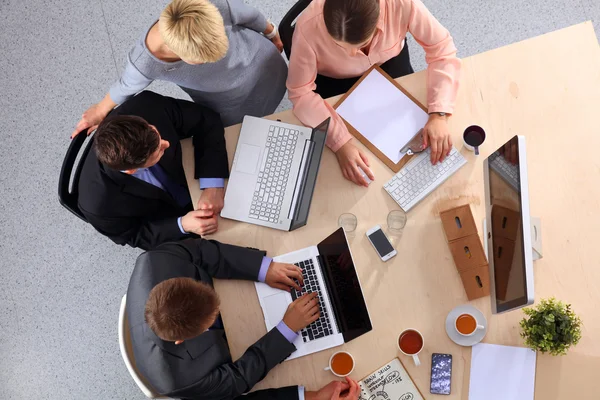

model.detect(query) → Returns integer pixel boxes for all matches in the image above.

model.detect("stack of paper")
[469,343,537,400]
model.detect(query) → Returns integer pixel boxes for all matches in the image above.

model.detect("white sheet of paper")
[336,68,429,164]
[469,343,537,400]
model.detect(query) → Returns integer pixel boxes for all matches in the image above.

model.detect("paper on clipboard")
[336,68,429,164]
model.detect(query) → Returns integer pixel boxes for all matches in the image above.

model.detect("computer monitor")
[483,135,534,314]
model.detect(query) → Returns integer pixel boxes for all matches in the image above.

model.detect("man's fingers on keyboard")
[295,266,304,286]
[308,310,320,323]
[284,276,301,291]
[288,266,304,286]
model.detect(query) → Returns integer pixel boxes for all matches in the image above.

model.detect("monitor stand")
[483,217,543,261]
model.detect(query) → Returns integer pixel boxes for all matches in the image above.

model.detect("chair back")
[280,0,312,60]
[118,295,170,399]
[58,131,93,222]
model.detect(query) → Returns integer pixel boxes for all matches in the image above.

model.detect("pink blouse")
[286,0,462,151]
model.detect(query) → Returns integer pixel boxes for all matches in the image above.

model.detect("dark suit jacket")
[126,238,299,400]
[78,91,229,250]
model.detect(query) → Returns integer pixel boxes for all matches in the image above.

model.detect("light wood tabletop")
[182,22,600,399]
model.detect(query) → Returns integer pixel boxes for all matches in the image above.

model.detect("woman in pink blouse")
[287,0,461,187]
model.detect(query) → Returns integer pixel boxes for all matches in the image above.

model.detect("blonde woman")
[287,0,461,187]
[72,0,286,137]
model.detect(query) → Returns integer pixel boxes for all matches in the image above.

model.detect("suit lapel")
[103,166,177,206]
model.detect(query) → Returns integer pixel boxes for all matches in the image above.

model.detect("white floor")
[0,0,597,398]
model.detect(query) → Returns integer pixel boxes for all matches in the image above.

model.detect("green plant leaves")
[519,298,582,356]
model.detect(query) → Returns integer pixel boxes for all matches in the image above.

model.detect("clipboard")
[333,65,428,173]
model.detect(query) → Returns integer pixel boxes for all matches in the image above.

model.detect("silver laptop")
[255,228,372,360]
[221,116,330,231]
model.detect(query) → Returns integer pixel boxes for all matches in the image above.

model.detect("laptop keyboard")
[249,125,299,223]
[291,258,334,342]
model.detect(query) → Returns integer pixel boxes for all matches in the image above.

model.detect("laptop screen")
[318,228,372,342]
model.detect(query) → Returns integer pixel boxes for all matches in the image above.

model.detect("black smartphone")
[430,353,452,395]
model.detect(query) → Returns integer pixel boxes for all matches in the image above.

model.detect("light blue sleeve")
[108,55,153,105]
[177,217,189,235]
[199,178,225,189]
[298,386,305,400]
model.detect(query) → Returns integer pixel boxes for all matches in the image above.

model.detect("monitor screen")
[318,228,372,342]
[486,136,529,312]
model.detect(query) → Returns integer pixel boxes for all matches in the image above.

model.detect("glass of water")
[338,213,358,238]
[387,209,407,237]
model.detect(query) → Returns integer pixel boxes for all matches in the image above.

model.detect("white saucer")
[445,304,488,346]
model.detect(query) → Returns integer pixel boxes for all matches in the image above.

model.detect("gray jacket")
[109,0,287,126]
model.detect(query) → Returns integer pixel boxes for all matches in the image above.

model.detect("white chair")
[118,295,171,399]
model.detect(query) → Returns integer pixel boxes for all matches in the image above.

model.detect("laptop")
[221,117,330,231]
[255,228,372,360]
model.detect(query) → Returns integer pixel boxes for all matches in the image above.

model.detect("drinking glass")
[387,209,407,236]
[338,213,357,238]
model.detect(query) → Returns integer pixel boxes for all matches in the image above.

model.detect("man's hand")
[422,114,452,164]
[305,377,360,400]
[265,262,303,292]
[181,209,219,235]
[282,292,320,332]
[335,140,375,187]
[197,187,225,215]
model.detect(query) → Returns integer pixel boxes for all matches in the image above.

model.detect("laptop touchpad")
[264,293,289,324]
[235,144,262,174]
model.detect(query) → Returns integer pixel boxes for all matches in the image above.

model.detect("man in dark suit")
[78,91,229,250]
[126,238,361,400]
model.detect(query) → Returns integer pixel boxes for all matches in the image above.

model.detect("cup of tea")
[455,313,485,336]
[463,125,486,155]
[324,351,355,377]
[397,329,424,366]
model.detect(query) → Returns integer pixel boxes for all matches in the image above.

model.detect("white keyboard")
[384,148,467,211]
[488,152,520,191]
[249,125,299,222]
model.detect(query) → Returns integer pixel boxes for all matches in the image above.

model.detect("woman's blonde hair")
[159,0,229,64]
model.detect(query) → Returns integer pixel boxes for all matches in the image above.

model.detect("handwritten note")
[359,358,424,400]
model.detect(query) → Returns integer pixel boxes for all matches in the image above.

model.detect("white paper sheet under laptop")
[469,343,537,400]
[336,68,429,164]
[254,228,372,360]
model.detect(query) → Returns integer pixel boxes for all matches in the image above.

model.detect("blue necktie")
[148,164,191,207]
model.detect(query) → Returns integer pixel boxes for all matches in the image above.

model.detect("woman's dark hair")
[323,0,380,45]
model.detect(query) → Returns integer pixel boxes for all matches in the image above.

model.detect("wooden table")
[183,22,600,399]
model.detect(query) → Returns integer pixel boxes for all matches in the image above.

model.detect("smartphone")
[430,353,452,395]
[366,225,397,261]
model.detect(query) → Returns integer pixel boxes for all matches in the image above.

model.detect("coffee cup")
[455,313,485,336]
[324,351,355,377]
[463,125,486,155]
[397,329,424,366]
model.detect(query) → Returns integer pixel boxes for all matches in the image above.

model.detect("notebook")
[335,66,429,172]
[358,358,424,400]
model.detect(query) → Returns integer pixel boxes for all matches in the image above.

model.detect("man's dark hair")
[323,0,380,45]
[94,115,160,170]
[145,277,220,341]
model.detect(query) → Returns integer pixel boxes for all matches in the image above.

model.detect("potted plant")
[520,298,582,356]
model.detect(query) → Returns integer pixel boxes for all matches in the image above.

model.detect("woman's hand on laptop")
[305,377,360,400]
[265,262,303,292]
[282,292,320,332]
